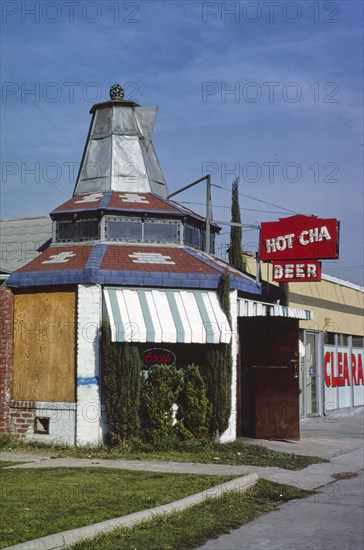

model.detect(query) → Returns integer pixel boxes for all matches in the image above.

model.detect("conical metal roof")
[73,84,169,197]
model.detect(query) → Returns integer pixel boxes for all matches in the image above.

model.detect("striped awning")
[103,288,231,344]
[238,299,313,320]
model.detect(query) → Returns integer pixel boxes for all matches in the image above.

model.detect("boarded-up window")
[13,290,76,402]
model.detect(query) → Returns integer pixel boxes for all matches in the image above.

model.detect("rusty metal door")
[253,365,299,440]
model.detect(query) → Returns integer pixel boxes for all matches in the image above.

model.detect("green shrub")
[201,345,232,440]
[140,364,183,445]
[102,321,141,444]
[176,364,210,440]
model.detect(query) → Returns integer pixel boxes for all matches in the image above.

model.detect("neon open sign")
[143,348,176,369]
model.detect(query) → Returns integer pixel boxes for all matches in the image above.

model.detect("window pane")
[200,230,215,253]
[338,334,348,346]
[352,336,364,347]
[144,222,178,243]
[57,220,99,241]
[108,220,142,241]
[184,225,200,248]
[324,332,336,345]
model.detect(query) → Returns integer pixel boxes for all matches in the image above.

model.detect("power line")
[324,265,363,271]
[178,201,291,215]
[0,65,81,156]
[0,145,69,199]
[212,183,302,215]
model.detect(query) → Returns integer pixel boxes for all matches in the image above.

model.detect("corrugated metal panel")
[74,104,169,197]
[0,217,52,273]
[238,298,313,321]
[103,287,231,344]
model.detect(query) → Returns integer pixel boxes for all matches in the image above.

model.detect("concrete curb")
[3,473,259,550]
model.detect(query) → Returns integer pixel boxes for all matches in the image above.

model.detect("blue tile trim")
[7,269,84,287]
[7,268,279,298]
[85,244,107,269]
[183,248,225,273]
[105,207,183,216]
[77,376,99,386]
[150,193,186,214]
[7,269,222,289]
[184,248,264,294]
[100,192,112,208]
[51,207,100,214]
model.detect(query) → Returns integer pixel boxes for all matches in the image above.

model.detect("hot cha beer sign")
[260,215,339,261]
[260,215,339,282]
[273,260,321,282]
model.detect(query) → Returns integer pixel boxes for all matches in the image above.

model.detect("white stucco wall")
[76,284,103,445]
[25,402,76,444]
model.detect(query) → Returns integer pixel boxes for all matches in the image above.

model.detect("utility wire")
[212,183,302,215]
[179,200,291,215]
[324,265,363,271]
[0,145,70,199]
[0,65,81,155]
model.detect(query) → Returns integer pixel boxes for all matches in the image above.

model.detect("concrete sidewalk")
[197,411,364,550]
[197,468,364,550]
[1,411,363,549]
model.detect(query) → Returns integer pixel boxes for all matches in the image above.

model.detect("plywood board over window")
[13,290,76,402]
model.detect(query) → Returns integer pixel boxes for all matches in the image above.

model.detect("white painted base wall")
[25,402,76,444]
[76,284,103,446]
[220,290,238,443]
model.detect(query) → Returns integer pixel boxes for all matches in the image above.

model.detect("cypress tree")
[140,364,183,445]
[177,364,210,440]
[101,320,141,444]
[201,270,232,440]
[229,178,246,271]
[218,268,232,326]
[279,282,289,306]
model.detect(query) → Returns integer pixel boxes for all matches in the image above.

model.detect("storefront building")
[2,85,359,446]
[291,275,364,418]
[2,85,312,445]
[245,258,364,419]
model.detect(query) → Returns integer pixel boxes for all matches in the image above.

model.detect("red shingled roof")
[52,192,183,215]
[14,244,222,276]
[107,193,180,213]
[17,245,93,272]
[101,246,219,274]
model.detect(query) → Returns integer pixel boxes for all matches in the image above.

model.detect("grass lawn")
[0,467,235,549]
[70,479,313,550]
[0,434,327,470]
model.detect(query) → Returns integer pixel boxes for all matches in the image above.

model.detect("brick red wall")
[8,400,36,436]
[0,286,14,432]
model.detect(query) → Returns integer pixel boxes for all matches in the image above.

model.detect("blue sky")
[1,0,363,284]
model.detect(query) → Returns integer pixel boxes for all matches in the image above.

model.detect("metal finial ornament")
[110,83,125,101]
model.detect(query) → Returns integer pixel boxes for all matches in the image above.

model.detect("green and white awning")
[103,288,231,344]
[238,298,313,320]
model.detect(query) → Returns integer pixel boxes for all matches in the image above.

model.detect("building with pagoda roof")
[2,85,311,444]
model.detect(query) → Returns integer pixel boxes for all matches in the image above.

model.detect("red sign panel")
[260,215,339,261]
[273,260,321,282]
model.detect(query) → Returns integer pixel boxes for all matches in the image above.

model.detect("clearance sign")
[260,215,340,282]
[324,348,364,387]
